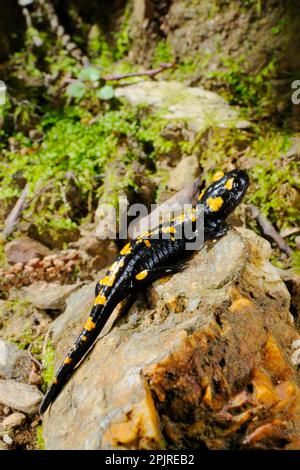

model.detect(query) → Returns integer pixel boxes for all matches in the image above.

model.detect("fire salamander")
[40,169,249,414]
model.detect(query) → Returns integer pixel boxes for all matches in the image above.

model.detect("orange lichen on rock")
[229,297,253,313]
[243,420,285,446]
[102,383,163,449]
[252,368,280,408]
[165,295,186,313]
[263,334,292,379]
[202,384,212,407]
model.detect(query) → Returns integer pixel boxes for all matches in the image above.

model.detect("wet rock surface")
[43,228,300,449]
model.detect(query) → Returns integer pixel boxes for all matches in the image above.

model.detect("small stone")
[2,434,13,446]
[25,281,81,311]
[0,339,32,382]
[2,412,26,430]
[5,237,50,265]
[3,406,10,415]
[0,379,43,414]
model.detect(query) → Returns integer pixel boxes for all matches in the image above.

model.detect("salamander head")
[198,170,249,219]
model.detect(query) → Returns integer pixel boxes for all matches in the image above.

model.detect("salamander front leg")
[205,220,228,240]
[152,260,189,275]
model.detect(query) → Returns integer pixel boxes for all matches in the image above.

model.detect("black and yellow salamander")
[40,169,249,414]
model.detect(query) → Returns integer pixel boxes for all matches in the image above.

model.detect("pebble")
[3,406,10,415]
[2,412,26,430]
[2,434,13,446]
[25,281,80,311]
[0,379,43,414]
[0,339,32,382]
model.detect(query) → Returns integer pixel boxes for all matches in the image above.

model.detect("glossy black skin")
[40,169,249,414]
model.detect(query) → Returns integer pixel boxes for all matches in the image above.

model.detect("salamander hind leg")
[134,261,188,285]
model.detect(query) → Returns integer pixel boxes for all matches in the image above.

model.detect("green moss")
[113,4,132,60]
[41,342,55,389]
[207,55,276,110]
[152,41,175,67]
[35,425,45,450]
[291,251,300,275]
[1,105,159,235]
[246,133,298,230]
[3,299,32,319]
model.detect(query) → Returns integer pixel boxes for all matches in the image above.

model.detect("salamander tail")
[39,305,108,414]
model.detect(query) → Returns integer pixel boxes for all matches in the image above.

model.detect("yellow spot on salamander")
[64,357,72,365]
[206,196,224,212]
[170,236,175,241]
[135,270,148,281]
[84,316,96,330]
[94,294,106,306]
[81,335,87,342]
[212,171,225,182]
[191,214,197,222]
[144,239,151,248]
[110,260,124,273]
[120,243,132,255]
[161,226,176,234]
[198,189,205,201]
[224,178,234,190]
[100,274,116,286]
[53,377,58,385]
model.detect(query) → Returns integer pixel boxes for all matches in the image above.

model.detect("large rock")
[43,228,300,450]
[0,380,43,414]
[5,237,50,265]
[115,81,250,133]
[0,340,32,382]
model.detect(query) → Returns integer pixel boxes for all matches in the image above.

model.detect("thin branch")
[2,181,54,238]
[246,204,293,257]
[42,325,53,357]
[28,343,43,370]
[2,184,29,238]
[103,62,175,82]
[23,180,54,210]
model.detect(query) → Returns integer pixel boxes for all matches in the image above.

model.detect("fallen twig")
[23,180,54,210]
[28,343,43,370]
[2,184,29,238]
[246,204,293,257]
[42,325,53,358]
[103,62,175,82]
[2,181,54,238]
